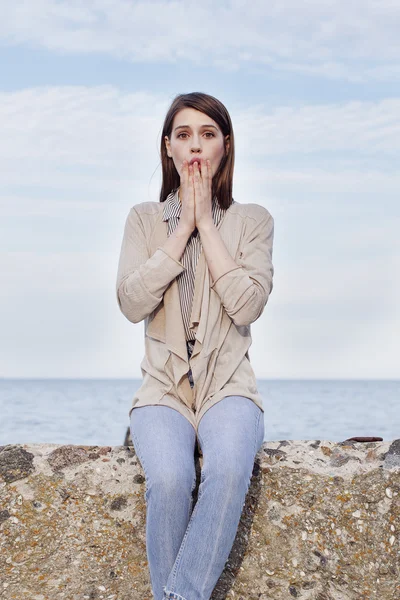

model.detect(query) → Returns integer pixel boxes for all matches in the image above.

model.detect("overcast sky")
[1,0,399,379]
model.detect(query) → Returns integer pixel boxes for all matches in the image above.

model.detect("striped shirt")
[162,187,231,357]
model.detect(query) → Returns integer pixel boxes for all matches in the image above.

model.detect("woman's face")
[165,107,230,181]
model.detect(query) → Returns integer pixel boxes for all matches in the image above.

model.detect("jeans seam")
[130,425,149,501]
[163,586,188,600]
[168,469,205,592]
[188,470,197,516]
[254,409,262,456]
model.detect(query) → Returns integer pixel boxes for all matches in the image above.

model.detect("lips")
[189,158,202,168]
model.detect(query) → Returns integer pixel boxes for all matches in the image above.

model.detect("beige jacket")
[116,198,274,432]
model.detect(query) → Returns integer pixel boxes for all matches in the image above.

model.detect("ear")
[164,135,172,158]
[225,135,230,155]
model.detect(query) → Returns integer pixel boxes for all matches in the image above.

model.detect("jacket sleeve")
[210,210,274,326]
[116,207,185,324]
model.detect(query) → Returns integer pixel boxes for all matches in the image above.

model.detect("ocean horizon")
[1,378,399,447]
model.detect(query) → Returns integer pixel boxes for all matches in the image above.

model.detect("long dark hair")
[159,92,235,210]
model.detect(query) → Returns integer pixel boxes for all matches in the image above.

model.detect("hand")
[178,160,196,234]
[192,158,213,230]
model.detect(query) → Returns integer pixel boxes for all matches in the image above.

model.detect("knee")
[147,464,196,498]
[204,455,253,489]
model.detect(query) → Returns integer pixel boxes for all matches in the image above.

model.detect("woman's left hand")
[192,159,213,229]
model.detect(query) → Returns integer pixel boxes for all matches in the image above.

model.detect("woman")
[116,92,274,600]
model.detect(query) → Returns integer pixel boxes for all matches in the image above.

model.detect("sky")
[0,0,399,379]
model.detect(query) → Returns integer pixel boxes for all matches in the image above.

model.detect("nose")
[191,136,202,153]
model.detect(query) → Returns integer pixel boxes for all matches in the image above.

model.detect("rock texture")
[1,439,399,600]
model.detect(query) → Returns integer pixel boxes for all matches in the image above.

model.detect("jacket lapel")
[146,208,188,362]
[145,200,232,403]
[189,205,232,360]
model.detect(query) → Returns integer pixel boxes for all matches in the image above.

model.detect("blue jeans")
[129,395,265,600]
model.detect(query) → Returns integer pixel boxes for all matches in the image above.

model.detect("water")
[0,378,399,446]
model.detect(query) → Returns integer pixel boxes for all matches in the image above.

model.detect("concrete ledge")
[1,439,399,600]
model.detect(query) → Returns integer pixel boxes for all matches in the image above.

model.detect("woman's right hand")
[178,160,196,234]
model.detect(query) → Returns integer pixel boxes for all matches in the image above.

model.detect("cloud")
[1,0,400,82]
[235,99,400,157]
[0,86,165,164]
[1,247,399,378]
[0,85,399,378]
[0,86,399,199]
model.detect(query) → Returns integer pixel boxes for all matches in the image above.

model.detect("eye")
[177,131,215,139]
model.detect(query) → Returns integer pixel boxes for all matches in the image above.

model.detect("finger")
[180,160,187,187]
[197,159,207,193]
[207,159,212,191]
[201,158,208,189]
[200,159,209,191]
[186,162,191,182]
[199,159,204,183]
[206,159,211,181]
[189,165,195,193]
[200,159,205,183]
[193,160,201,188]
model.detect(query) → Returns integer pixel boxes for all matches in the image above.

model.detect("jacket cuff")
[157,247,185,270]
[124,247,185,298]
[210,267,252,302]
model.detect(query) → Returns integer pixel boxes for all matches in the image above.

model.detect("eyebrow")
[174,124,219,132]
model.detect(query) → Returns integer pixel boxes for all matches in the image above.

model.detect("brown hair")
[159,92,235,210]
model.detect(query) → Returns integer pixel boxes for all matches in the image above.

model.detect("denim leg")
[130,405,197,600]
[163,395,265,600]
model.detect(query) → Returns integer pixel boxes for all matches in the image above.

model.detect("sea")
[0,378,399,447]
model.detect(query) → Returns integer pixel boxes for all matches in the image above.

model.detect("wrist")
[175,221,194,238]
[197,217,215,233]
